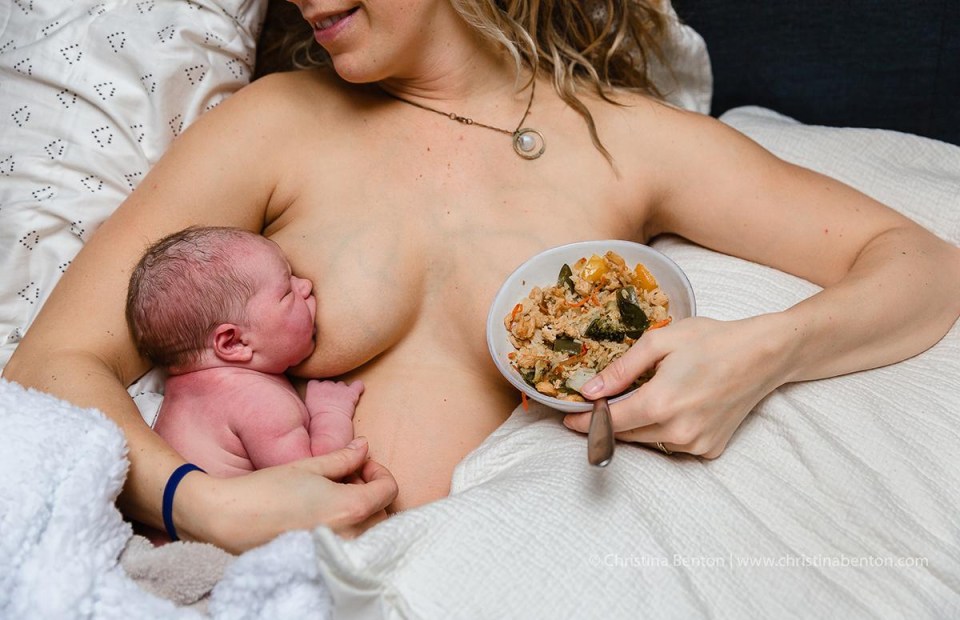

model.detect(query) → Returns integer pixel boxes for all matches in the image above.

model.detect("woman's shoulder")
[594,89,705,133]
[248,68,343,95]
[188,68,375,146]
[590,89,739,162]
[239,69,372,116]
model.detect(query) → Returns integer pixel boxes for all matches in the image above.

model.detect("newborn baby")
[126,226,360,478]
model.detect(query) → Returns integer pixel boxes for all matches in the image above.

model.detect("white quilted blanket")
[1,107,958,619]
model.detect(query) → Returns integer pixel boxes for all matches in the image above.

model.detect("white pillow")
[0,0,267,371]
[651,1,713,114]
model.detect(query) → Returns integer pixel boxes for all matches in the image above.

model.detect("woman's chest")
[264,147,653,377]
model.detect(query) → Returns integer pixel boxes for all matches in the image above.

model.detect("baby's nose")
[294,276,313,297]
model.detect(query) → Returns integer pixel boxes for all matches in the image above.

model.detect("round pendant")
[513,128,545,160]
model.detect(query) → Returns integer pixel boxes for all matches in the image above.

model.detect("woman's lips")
[314,7,358,45]
[315,9,352,30]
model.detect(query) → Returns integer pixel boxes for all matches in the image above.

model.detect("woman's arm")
[654,109,959,370]
[2,74,396,551]
[565,104,960,456]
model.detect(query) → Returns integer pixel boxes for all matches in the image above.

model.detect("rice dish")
[504,250,671,402]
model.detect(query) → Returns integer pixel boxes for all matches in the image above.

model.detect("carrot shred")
[510,303,523,323]
[649,317,672,330]
[521,391,529,411]
[569,291,598,309]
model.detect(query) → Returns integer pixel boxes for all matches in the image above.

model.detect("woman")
[5,0,959,554]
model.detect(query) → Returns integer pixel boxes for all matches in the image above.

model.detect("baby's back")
[155,367,307,478]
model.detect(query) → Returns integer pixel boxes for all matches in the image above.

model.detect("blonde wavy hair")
[256,0,671,160]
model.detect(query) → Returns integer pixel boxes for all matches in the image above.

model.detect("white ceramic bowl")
[486,240,696,413]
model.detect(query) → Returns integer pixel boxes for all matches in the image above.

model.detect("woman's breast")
[270,209,430,378]
[339,328,522,511]
[270,183,645,399]
[262,156,648,509]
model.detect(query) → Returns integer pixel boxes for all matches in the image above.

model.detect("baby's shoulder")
[169,368,295,403]
[221,368,298,394]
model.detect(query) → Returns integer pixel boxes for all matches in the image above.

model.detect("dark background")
[672,1,959,145]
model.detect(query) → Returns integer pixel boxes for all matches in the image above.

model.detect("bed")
[2,1,958,618]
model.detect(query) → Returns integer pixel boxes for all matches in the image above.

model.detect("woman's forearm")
[778,225,960,383]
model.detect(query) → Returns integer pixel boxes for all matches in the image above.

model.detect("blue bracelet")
[162,463,205,542]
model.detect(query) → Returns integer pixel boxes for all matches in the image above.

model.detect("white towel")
[0,379,183,619]
[0,378,333,619]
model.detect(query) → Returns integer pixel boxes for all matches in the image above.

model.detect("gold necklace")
[384,80,545,160]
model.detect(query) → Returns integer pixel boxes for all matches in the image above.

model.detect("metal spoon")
[587,397,615,467]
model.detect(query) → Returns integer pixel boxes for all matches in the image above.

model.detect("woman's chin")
[328,55,388,85]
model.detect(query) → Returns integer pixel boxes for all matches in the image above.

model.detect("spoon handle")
[588,397,615,467]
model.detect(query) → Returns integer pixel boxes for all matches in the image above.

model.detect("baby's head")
[126,226,317,374]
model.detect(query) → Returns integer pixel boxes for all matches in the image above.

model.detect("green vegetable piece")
[585,317,625,342]
[553,337,582,354]
[533,359,548,383]
[520,369,537,387]
[557,263,575,293]
[617,286,649,338]
[566,368,597,394]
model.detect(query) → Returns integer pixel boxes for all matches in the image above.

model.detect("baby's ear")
[212,324,253,363]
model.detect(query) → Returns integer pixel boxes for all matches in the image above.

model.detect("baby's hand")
[305,379,364,418]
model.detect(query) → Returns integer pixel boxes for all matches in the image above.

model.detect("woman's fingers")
[334,460,399,537]
[309,436,370,479]
[613,427,697,457]
[560,317,768,459]
[355,457,399,512]
[563,385,660,434]
[292,437,398,530]
[305,438,398,527]
[563,332,667,434]
[580,332,664,400]
[338,509,390,539]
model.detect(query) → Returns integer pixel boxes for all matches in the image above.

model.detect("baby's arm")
[234,384,313,470]
[305,380,363,456]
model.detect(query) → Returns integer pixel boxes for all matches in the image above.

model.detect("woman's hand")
[562,316,790,458]
[178,437,397,554]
